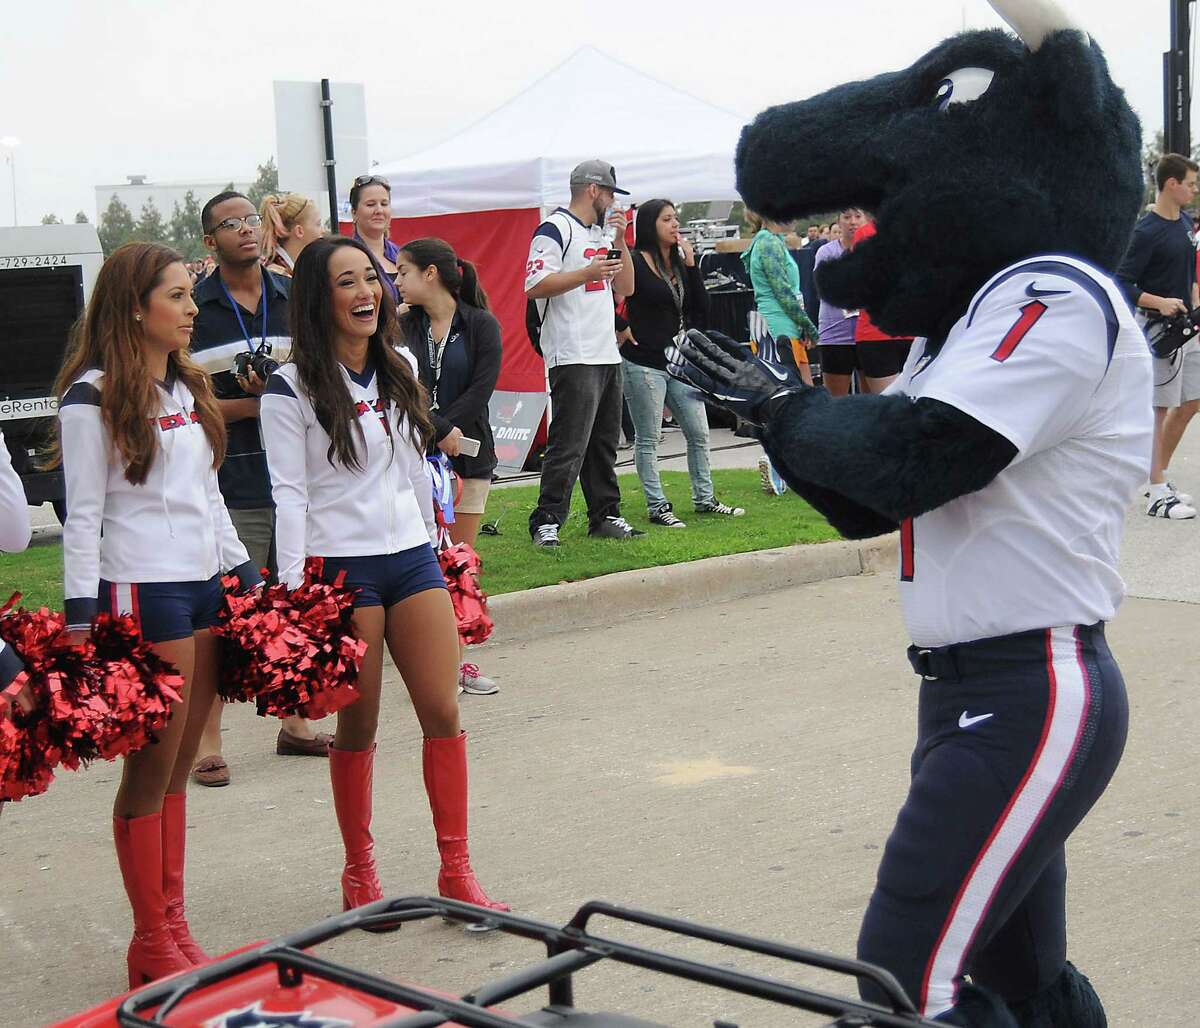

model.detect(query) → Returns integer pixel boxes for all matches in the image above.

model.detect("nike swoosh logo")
[762,363,790,382]
[1025,281,1071,299]
[958,711,994,729]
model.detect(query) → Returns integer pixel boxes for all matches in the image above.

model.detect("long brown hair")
[289,236,433,469]
[50,242,225,485]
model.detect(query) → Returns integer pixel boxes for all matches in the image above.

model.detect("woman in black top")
[618,200,744,527]
[397,238,503,696]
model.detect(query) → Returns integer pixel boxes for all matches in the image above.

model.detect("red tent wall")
[383,208,543,392]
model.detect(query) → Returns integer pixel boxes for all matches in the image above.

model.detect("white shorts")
[1152,337,1200,409]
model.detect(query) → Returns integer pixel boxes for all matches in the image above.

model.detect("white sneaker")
[459,662,499,695]
[1146,490,1196,519]
[1144,482,1194,505]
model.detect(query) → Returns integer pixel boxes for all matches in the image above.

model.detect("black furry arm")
[762,390,1017,528]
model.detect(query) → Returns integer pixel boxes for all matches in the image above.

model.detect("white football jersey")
[524,207,620,368]
[890,255,1152,647]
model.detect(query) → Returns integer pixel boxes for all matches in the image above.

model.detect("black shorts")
[857,339,913,378]
[818,344,858,376]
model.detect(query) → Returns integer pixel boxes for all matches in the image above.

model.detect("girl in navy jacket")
[54,242,259,987]
[260,236,506,918]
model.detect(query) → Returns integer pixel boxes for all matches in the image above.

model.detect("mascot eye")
[934,67,996,111]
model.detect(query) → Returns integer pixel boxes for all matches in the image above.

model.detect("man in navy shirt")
[189,191,332,784]
[1117,153,1200,519]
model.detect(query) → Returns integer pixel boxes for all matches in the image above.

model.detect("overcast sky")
[0,0,1188,225]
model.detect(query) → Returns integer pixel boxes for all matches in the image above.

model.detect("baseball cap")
[569,159,630,196]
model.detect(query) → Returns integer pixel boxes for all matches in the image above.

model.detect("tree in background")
[169,190,205,259]
[74,211,89,224]
[98,194,135,255]
[247,157,279,208]
[135,199,168,244]
[40,213,62,225]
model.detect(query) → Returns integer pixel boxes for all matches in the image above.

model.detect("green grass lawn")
[0,469,837,609]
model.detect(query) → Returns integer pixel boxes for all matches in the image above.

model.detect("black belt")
[907,623,1105,683]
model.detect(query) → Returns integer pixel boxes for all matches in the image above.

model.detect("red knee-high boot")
[422,732,508,911]
[113,813,191,988]
[161,793,209,965]
[329,744,384,911]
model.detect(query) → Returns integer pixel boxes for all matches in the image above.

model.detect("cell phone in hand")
[458,435,481,457]
[606,249,623,261]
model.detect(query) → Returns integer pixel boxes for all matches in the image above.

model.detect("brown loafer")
[276,728,334,757]
[192,755,230,788]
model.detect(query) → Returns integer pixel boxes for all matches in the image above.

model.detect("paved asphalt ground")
[2,429,1198,1025]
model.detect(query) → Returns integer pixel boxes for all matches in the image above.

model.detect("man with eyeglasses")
[188,190,333,786]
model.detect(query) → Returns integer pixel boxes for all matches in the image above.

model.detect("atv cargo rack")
[116,896,944,1028]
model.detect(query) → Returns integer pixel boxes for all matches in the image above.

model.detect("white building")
[94,175,255,224]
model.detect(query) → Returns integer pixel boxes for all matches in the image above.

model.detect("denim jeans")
[622,360,716,513]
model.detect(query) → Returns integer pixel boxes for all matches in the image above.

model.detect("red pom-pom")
[438,542,493,646]
[0,598,183,803]
[213,563,366,720]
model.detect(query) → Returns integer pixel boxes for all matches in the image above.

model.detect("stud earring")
[134,314,143,321]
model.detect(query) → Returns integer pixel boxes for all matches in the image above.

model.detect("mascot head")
[735,0,1143,339]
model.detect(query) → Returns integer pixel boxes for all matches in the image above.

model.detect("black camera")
[1144,308,1200,359]
[232,348,280,383]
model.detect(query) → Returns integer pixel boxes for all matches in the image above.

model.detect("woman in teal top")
[743,212,819,384]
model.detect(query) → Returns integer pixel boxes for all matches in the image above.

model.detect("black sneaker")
[648,506,687,528]
[588,515,645,540]
[695,500,746,517]
[532,523,561,547]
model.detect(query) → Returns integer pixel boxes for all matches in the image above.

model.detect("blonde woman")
[260,193,324,277]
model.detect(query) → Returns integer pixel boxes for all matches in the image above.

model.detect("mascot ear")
[988,0,1089,49]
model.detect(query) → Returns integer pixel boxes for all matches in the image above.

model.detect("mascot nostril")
[674,2,1150,1026]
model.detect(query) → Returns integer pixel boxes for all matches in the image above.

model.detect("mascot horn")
[670,2,1149,1026]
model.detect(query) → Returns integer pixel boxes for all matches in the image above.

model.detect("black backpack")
[525,297,547,356]
[525,216,573,356]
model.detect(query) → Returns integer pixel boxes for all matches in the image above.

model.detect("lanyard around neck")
[426,317,454,412]
[219,271,268,353]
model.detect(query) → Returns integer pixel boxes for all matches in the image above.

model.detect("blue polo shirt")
[190,267,292,509]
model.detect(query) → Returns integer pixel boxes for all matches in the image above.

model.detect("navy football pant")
[857,623,1127,1021]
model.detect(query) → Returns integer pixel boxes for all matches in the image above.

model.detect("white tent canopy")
[374,47,748,218]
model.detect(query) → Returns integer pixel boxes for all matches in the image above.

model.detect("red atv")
[57,897,943,1027]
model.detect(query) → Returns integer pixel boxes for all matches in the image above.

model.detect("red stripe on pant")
[899,518,915,581]
[917,627,1091,1016]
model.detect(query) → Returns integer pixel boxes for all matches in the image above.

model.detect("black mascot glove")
[667,328,806,426]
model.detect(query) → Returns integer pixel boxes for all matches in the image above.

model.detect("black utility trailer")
[0,225,104,516]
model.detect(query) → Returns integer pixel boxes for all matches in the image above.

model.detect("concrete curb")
[486,534,898,643]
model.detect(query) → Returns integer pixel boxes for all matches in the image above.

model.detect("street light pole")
[0,136,18,226]
[1164,0,1195,156]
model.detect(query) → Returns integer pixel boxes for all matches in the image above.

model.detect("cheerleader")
[54,242,260,985]
[260,236,506,917]
[259,192,323,278]
[0,428,32,718]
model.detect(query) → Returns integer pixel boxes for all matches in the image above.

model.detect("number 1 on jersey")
[990,300,1048,363]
